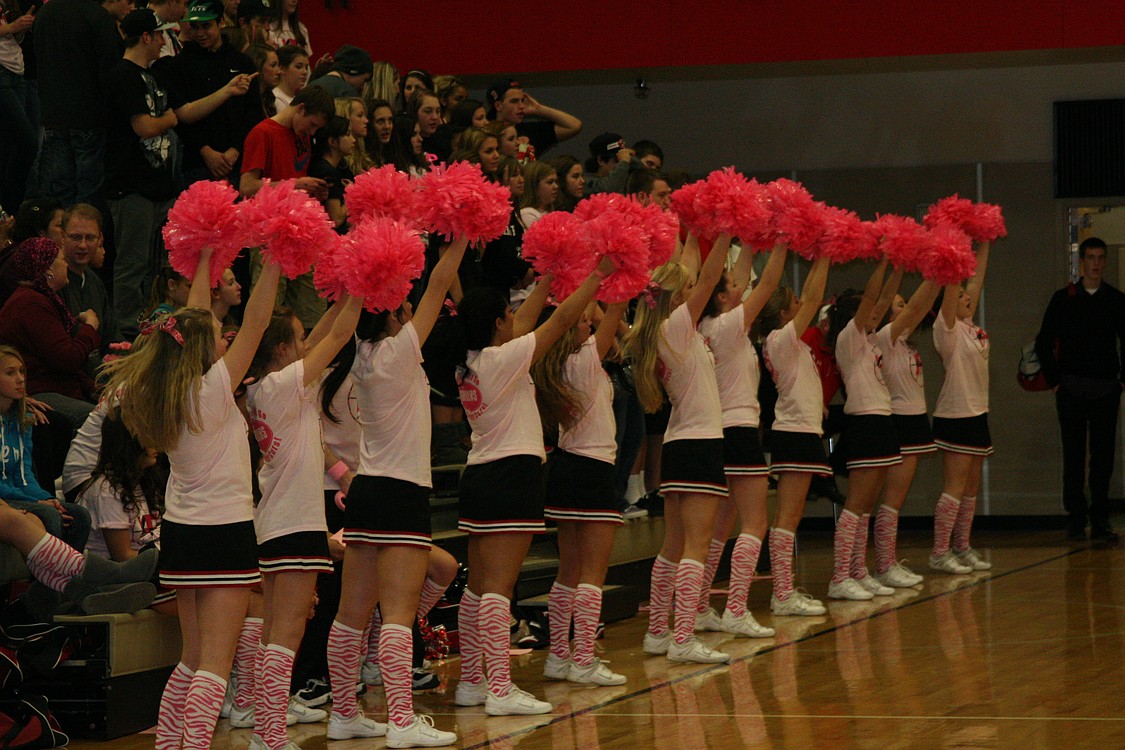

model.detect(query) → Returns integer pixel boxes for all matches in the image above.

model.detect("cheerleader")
[760,255,830,616]
[105,248,281,750]
[453,256,615,715]
[873,275,940,587]
[929,241,992,574]
[324,238,467,747]
[243,292,363,750]
[625,234,733,664]
[533,300,628,686]
[695,241,788,636]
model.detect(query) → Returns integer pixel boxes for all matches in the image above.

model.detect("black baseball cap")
[121,8,178,36]
[237,0,272,22]
[332,45,373,77]
[589,132,626,160]
[485,77,521,113]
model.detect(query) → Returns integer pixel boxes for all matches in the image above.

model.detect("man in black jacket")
[1035,237,1125,541]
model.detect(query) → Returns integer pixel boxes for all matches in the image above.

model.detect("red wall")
[302,1,1125,76]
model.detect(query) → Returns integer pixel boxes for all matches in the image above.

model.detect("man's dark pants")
[1057,385,1121,530]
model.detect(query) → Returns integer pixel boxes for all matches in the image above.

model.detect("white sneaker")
[453,680,487,707]
[770,592,827,617]
[953,547,992,571]
[287,698,327,724]
[693,607,723,632]
[642,631,671,655]
[720,610,775,638]
[248,734,302,750]
[360,660,383,685]
[854,574,894,596]
[542,653,570,680]
[667,636,730,664]
[327,711,387,740]
[566,660,626,686]
[827,578,874,601]
[484,686,553,716]
[386,714,457,749]
[228,703,255,729]
[874,562,923,588]
[929,552,972,575]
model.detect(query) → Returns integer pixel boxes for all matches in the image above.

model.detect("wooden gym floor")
[80,527,1125,750]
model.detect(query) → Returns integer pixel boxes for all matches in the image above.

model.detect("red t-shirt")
[241,118,311,180]
[801,325,842,407]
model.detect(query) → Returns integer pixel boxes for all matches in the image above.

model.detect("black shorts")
[660,439,728,497]
[769,431,831,476]
[544,451,623,524]
[893,413,937,455]
[159,520,260,588]
[343,474,433,549]
[722,426,769,476]
[933,413,994,456]
[644,400,671,436]
[258,531,334,575]
[459,455,546,534]
[840,414,902,470]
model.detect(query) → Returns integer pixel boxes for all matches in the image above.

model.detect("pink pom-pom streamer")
[584,212,650,303]
[163,180,242,287]
[313,233,350,303]
[670,181,706,238]
[521,212,595,300]
[416,162,511,245]
[918,224,976,285]
[923,194,1007,243]
[765,179,826,258]
[694,168,772,249]
[574,192,676,269]
[815,207,880,264]
[238,180,336,279]
[340,219,425,313]
[874,214,928,272]
[345,165,420,226]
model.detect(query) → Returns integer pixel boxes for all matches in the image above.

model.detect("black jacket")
[1035,281,1125,388]
[33,0,119,129]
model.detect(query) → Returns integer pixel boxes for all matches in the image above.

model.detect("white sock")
[625,473,644,504]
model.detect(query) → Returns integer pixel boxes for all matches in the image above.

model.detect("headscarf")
[12,237,77,330]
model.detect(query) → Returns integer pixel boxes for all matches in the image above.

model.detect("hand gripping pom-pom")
[816,206,879,264]
[239,180,337,279]
[344,219,426,313]
[583,212,650,303]
[694,168,772,250]
[345,165,420,226]
[163,180,242,287]
[416,162,511,245]
[918,224,976,286]
[670,181,706,238]
[923,194,1007,243]
[875,214,929,272]
[521,211,595,300]
[766,179,826,258]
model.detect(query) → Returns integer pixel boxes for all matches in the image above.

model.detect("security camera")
[634,79,649,100]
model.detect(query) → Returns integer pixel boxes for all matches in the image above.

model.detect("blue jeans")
[0,67,38,214]
[38,127,106,207]
[9,500,92,552]
[108,193,172,339]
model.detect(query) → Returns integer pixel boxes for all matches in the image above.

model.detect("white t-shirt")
[658,304,723,442]
[933,316,990,418]
[558,338,616,464]
[352,323,433,488]
[62,400,108,493]
[459,332,544,465]
[876,325,927,416]
[699,306,760,428]
[763,321,823,435]
[272,87,294,111]
[319,370,360,491]
[246,360,326,543]
[835,320,891,416]
[78,476,160,559]
[519,207,545,228]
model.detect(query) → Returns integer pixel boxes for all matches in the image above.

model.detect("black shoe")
[1091,524,1119,542]
[293,678,331,707]
[1067,526,1088,542]
[412,668,440,691]
[637,490,664,517]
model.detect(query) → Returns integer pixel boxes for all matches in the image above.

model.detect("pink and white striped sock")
[416,577,447,619]
[365,606,383,665]
[547,582,576,660]
[673,559,705,645]
[932,493,961,557]
[256,644,294,750]
[326,620,364,721]
[25,534,84,592]
[873,505,899,575]
[379,624,414,728]
[232,617,262,710]
[696,539,725,614]
[571,584,602,668]
[647,555,676,637]
[724,534,761,618]
[457,589,484,686]
[181,670,226,750]
[850,514,871,580]
[155,661,194,750]
[769,528,795,601]
[479,593,513,698]
[831,510,859,584]
[952,495,977,552]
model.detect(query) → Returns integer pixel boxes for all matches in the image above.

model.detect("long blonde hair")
[101,308,218,452]
[335,97,376,175]
[0,346,32,429]
[530,320,582,431]
[621,262,691,413]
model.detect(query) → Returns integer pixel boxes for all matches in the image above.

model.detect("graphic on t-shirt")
[907,342,923,383]
[458,372,485,418]
[248,409,281,460]
[140,70,174,170]
[974,326,990,359]
[872,351,887,385]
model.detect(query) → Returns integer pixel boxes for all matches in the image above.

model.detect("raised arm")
[187,249,214,309]
[854,258,889,333]
[963,240,990,317]
[532,258,615,363]
[513,274,554,338]
[742,242,788,329]
[224,259,282,386]
[301,294,362,387]
[792,256,830,338]
[889,279,939,341]
[594,302,627,360]
[524,94,582,143]
[685,233,731,324]
[677,232,700,280]
[872,265,904,327]
[413,237,468,344]
[174,73,255,125]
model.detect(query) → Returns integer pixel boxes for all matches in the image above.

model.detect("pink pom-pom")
[694,168,772,249]
[313,233,350,303]
[923,194,1007,243]
[573,193,676,270]
[874,214,928,272]
[239,180,336,279]
[816,207,880,264]
[645,206,679,267]
[670,181,705,237]
[918,224,976,285]
[765,179,826,258]
[163,180,242,287]
[345,165,420,226]
[521,212,595,300]
[416,162,511,245]
[583,212,650,303]
[339,219,425,313]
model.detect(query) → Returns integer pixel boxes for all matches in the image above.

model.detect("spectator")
[58,204,120,376]
[272,44,308,110]
[220,0,237,26]
[1,197,64,307]
[335,96,374,174]
[264,0,309,54]
[388,112,426,176]
[485,76,581,160]
[142,264,189,321]
[308,115,355,229]
[0,0,38,215]
[548,155,584,212]
[485,121,519,160]
[397,67,432,112]
[364,60,397,112]
[413,89,442,161]
[307,43,371,97]
[434,74,467,121]
[210,266,241,323]
[633,139,664,170]
[432,97,485,160]
[147,0,187,56]
[234,0,271,49]
[627,169,672,210]
[584,132,642,195]
[518,160,557,229]
[246,42,280,118]
[366,97,393,166]
[100,0,132,33]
